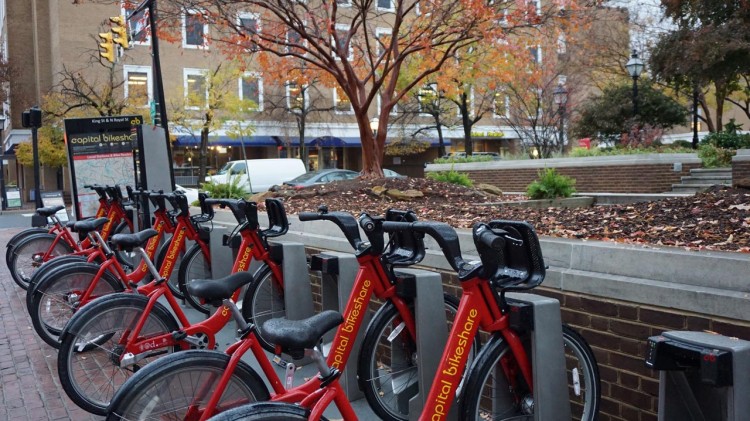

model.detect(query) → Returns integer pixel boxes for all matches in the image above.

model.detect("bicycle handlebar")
[370,219,467,273]
[299,206,365,252]
[203,198,258,227]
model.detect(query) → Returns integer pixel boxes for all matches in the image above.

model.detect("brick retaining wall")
[426,154,703,193]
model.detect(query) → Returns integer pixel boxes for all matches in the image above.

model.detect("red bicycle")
[26,190,205,348]
[56,198,288,415]
[209,217,600,421]
[8,184,133,289]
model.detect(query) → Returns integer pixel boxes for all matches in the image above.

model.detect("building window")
[418,83,438,115]
[375,27,391,58]
[124,65,152,106]
[183,11,208,48]
[238,12,260,51]
[332,24,352,60]
[184,69,207,108]
[493,92,509,118]
[557,33,567,54]
[286,28,304,55]
[333,86,353,114]
[528,46,542,65]
[378,94,398,116]
[239,73,263,111]
[337,0,352,6]
[286,81,306,113]
[123,3,150,45]
[377,0,395,11]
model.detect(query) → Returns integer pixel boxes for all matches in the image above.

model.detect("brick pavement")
[0,228,102,420]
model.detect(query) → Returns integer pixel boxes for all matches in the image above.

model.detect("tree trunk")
[698,94,716,133]
[460,93,473,155]
[358,112,383,177]
[199,126,209,181]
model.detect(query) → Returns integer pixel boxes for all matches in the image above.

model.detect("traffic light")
[99,32,116,63]
[110,15,130,49]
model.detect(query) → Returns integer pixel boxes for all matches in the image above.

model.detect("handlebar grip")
[359,214,376,232]
[476,226,505,251]
[298,212,319,221]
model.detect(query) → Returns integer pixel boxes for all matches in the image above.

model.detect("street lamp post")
[625,50,644,116]
[0,115,6,210]
[553,83,568,155]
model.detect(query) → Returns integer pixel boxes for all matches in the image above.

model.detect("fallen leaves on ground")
[261,179,749,253]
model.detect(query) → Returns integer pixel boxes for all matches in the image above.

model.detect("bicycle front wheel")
[58,293,180,415]
[29,262,123,348]
[10,232,74,290]
[5,227,48,267]
[459,324,600,421]
[241,264,284,352]
[206,402,327,421]
[26,255,89,304]
[357,294,480,421]
[106,350,270,421]
[178,242,212,314]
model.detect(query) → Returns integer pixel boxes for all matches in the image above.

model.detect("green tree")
[572,82,688,145]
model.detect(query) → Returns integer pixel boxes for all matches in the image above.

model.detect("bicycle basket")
[486,220,545,291]
[383,209,426,267]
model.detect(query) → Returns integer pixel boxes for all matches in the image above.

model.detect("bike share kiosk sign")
[64,116,141,220]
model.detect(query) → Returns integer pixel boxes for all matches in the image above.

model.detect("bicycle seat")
[73,217,109,235]
[36,205,65,217]
[261,310,343,359]
[186,272,256,303]
[109,229,158,251]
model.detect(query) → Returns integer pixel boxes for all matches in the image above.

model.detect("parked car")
[204,158,307,193]
[283,169,359,188]
[174,184,200,204]
[383,169,407,178]
[440,152,502,160]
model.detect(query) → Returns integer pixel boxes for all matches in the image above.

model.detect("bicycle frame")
[181,251,419,421]
[117,224,282,362]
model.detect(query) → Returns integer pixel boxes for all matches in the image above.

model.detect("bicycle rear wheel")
[206,402,327,421]
[241,264,284,352]
[29,263,123,348]
[106,350,269,421]
[178,242,212,314]
[357,294,479,421]
[459,324,600,421]
[9,233,74,290]
[26,255,89,305]
[58,293,180,415]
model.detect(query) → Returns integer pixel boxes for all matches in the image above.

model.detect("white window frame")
[557,33,567,54]
[237,12,261,51]
[182,10,209,49]
[377,94,398,116]
[375,27,392,58]
[418,83,439,116]
[332,24,353,61]
[337,0,352,7]
[123,65,153,106]
[286,81,308,113]
[529,45,542,65]
[184,68,208,109]
[333,87,354,115]
[239,72,264,111]
[121,3,150,46]
[286,27,307,55]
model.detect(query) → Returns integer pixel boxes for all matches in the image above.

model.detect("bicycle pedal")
[272,354,290,368]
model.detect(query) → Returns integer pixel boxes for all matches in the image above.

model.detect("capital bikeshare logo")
[331,279,371,370]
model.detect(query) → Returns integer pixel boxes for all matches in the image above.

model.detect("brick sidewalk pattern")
[0,228,102,420]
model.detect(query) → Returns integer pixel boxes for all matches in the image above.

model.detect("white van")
[204,158,307,193]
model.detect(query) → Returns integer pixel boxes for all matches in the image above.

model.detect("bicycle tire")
[177,242,212,314]
[5,227,48,266]
[106,350,270,421]
[459,324,600,421]
[58,293,180,415]
[240,264,284,352]
[29,262,124,348]
[26,255,90,311]
[9,232,74,290]
[357,294,479,421]
[206,402,326,421]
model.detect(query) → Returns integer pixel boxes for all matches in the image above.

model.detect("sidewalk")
[0,228,102,420]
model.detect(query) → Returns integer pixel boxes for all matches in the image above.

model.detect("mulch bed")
[260,178,750,253]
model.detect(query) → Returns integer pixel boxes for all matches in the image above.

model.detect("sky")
[605,0,676,53]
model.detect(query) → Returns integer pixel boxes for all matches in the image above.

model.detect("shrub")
[526,168,576,199]
[433,155,495,164]
[700,121,750,149]
[426,168,474,187]
[697,144,735,168]
[671,139,693,149]
[200,177,247,199]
